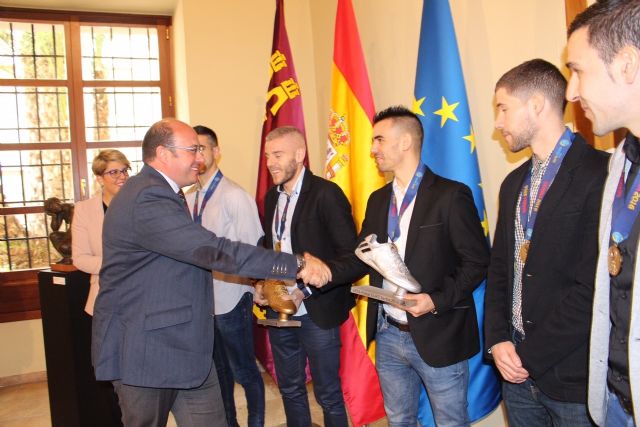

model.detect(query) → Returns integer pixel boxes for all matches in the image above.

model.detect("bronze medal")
[275,241,282,252]
[608,244,623,277]
[519,241,530,263]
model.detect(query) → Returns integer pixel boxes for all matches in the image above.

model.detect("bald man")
[256,126,358,427]
[93,119,325,427]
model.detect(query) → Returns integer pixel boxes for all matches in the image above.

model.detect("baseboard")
[0,371,47,387]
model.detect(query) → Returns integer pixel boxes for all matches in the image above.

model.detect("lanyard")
[275,191,292,248]
[519,128,574,240]
[192,170,223,224]
[387,163,427,242]
[611,160,640,245]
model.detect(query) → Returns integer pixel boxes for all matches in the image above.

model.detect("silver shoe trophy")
[351,234,420,308]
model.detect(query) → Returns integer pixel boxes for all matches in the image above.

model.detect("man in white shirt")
[186,125,265,427]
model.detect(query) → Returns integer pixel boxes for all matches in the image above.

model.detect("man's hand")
[253,281,268,306]
[403,293,436,316]
[297,252,332,287]
[491,341,529,383]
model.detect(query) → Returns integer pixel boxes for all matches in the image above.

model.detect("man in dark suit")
[330,106,489,426]
[255,126,357,427]
[485,59,608,426]
[93,119,328,427]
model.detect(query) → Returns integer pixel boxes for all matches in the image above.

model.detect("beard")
[272,157,298,187]
[507,117,537,153]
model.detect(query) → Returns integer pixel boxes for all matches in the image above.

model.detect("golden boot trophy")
[257,279,301,327]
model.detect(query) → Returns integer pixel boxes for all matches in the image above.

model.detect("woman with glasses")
[71,149,131,426]
[72,149,131,316]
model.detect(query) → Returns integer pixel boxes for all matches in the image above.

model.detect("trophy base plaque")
[351,285,416,308]
[258,312,301,328]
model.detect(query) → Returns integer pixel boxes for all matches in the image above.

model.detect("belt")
[614,389,634,416]
[384,314,410,332]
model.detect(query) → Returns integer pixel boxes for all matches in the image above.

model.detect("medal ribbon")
[610,160,640,245]
[192,170,223,224]
[519,128,575,241]
[275,190,292,246]
[387,162,427,242]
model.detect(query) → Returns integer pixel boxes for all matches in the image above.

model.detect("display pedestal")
[38,270,120,427]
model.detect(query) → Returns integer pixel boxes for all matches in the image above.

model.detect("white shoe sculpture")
[352,234,420,306]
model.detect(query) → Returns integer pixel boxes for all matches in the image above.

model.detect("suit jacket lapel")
[289,169,312,248]
[376,184,393,243]
[529,136,585,245]
[405,168,437,263]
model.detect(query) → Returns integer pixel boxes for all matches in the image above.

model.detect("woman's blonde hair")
[91,149,130,176]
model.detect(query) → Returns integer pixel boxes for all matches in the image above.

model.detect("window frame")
[0,7,174,322]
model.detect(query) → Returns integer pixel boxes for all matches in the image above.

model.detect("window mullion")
[66,19,88,201]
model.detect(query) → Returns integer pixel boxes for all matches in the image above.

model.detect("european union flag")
[412,0,501,425]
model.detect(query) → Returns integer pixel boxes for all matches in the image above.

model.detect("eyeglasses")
[165,144,205,154]
[103,167,131,178]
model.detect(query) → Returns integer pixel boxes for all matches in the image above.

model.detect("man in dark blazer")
[329,106,489,426]
[485,59,608,426]
[93,119,327,427]
[255,126,357,427]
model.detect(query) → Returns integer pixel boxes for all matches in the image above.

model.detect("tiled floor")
[0,372,388,427]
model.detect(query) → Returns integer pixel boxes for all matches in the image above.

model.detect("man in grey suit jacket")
[92,118,329,427]
[567,1,640,425]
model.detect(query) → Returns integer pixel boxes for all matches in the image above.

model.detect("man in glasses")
[92,118,330,427]
[184,125,266,427]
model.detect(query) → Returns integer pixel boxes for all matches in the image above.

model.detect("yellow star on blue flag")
[412,96,426,117]
[463,126,476,153]
[433,96,459,127]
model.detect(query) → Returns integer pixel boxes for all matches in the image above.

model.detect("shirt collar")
[154,168,181,193]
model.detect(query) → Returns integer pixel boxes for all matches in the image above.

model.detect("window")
[0,8,173,322]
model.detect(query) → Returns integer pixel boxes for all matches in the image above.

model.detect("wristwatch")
[295,253,306,273]
[296,281,313,299]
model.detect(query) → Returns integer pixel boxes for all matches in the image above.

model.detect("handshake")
[253,252,332,307]
[253,253,331,328]
[297,252,333,287]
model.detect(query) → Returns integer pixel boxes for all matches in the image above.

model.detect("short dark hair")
[495,59,567,113]
[193,125,218,147]
[373,106,424,149]
[568,0,640,64]
[142,119,175,162]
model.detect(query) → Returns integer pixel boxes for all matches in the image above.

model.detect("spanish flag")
[325,0,386,425]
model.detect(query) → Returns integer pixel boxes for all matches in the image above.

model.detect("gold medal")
[275,241,282,252]
[608,244,623,277]
[519,241,530,263]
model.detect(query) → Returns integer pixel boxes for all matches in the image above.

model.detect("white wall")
[1,4,575,425]
[0,320,46,378]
